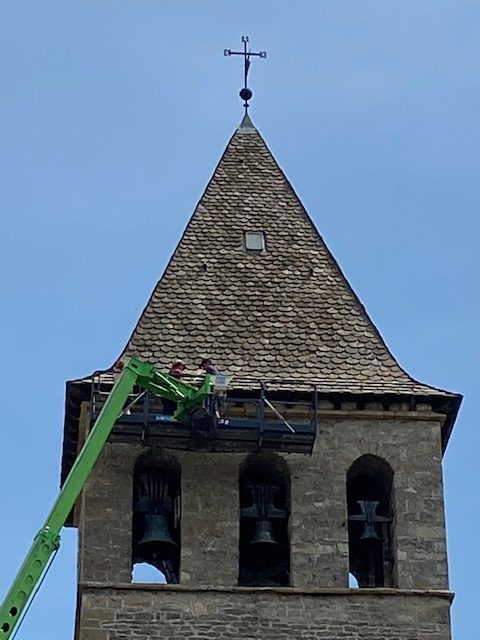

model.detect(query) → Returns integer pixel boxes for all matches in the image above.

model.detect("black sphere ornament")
[239,87,253,102]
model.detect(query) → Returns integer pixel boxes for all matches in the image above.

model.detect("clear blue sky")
[1,2,478,638]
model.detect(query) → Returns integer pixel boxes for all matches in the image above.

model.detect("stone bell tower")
[62,114,461,639]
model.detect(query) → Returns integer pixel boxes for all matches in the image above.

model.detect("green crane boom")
[0,357,213,639]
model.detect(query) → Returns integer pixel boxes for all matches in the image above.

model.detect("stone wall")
[78,408,449,592]
[77,585,453,640]
[79,443,137,584]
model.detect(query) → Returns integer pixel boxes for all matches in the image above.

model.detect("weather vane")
[224,36,267,112]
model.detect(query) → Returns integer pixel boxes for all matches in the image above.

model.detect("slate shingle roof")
[61,114,460,494]
[118,115,456,398]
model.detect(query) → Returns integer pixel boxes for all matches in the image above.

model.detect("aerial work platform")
[90,373,318,455]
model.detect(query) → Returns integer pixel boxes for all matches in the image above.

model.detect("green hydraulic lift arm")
[0,357,213,639]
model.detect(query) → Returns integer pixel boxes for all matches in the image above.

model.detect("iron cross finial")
[224,36,267,112]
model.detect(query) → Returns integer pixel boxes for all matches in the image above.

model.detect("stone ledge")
[317,409,444,423]
[80,582,454,601]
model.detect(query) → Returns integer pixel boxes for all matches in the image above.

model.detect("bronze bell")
[134,468,179,563]
[242,485,287,555]
[136,513,178,561]
[249,519,279,550]
[348,500,392,541]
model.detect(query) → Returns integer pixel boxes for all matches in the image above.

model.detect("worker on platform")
[199,358,218,375]
[111,358,125,381]
[169,359,186,379]
[198,358,224,424]
[163,359,186,417]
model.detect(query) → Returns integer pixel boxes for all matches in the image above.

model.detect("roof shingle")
[118,115,456,398]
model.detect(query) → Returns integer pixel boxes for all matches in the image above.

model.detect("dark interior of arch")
[132,450,181,584]
[238,452,290,587]
[347,454,395,588]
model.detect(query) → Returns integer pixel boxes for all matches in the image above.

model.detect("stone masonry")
[79,587,452,640]
[76,404,452,639]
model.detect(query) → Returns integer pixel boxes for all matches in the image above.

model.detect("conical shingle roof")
[120,115,453,397]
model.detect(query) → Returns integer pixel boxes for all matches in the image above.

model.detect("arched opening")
[347,454,395,588]
[132,450,181,584]
[238,452,290,587]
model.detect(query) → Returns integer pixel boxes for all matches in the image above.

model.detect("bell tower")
[62,113,461,639]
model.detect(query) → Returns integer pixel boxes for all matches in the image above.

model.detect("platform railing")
[89,373,318,454]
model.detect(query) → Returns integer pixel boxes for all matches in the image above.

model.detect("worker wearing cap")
[169,359,186,379]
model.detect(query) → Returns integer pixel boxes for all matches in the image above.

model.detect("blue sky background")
[0,1,478,638]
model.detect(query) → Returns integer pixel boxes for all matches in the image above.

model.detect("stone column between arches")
[176,451,241,587]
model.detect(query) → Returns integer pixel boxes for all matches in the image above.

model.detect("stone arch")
[347,454,395,587]
[132,449,181,584]
[238,452,291,586]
